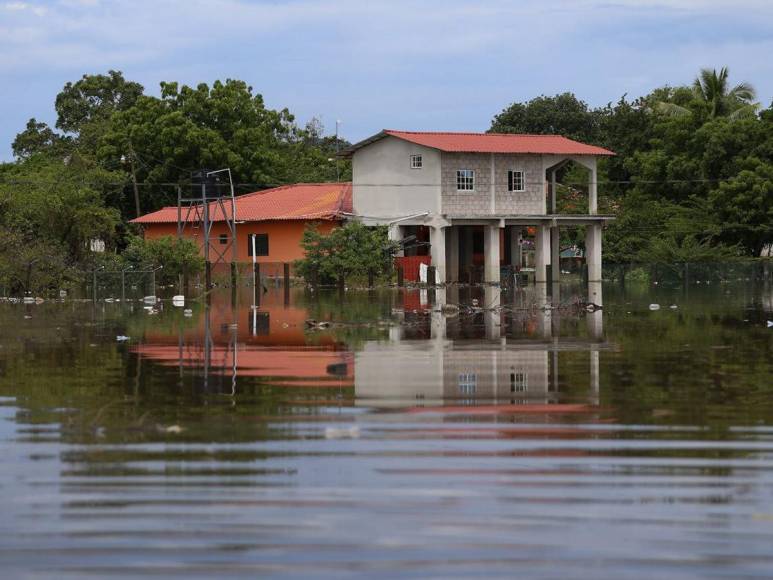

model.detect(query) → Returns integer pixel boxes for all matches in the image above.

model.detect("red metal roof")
[131,182,352,225]
[344,130,615,156]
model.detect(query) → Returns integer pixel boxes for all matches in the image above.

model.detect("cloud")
[1,0,773,160]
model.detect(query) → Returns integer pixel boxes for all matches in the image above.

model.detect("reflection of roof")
[134,344,353,388]
[131,182,352,224]
[342,130,615,157]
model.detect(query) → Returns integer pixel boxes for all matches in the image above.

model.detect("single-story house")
[131,182,352,266]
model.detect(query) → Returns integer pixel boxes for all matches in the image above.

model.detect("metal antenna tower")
[176,169,238,289]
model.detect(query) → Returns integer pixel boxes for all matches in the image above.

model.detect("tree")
[121,235,204,286]
[295,222,398,284]
[709,160,773,256]
[55,70,144,134]
[693,67,757,119]
[653,67,758,120]
[490,93,601,143]
[12,118,70,159]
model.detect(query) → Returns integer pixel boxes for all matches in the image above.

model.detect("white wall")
[352,136,441,222]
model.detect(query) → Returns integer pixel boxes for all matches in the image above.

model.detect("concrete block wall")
[441,153,545,216]
[494,154,544,214]
[441,153,493,215]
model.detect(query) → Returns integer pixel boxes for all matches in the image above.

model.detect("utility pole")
[124,142,141,218]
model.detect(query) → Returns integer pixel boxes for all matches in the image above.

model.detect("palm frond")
[727,103,760,120]
[653,101,692,118]
[729,82,756,103]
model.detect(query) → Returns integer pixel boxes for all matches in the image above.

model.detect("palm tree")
[693,67,757,118]
[654,67,759,119]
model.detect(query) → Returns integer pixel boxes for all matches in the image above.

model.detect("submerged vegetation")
[1,67,771,294]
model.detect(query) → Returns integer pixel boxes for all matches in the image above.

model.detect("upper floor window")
[410,154,423,169]
[457,169,475,191]
[219,233,228,245]
[508,170,525,192]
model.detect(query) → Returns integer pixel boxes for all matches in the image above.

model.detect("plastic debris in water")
[183,309,193,317]
[670,305,678,309]
[172,295,185,306]
[767,321,773,328]
[649,304,660,311]
[324,426,360,439]
[116,335,130,342]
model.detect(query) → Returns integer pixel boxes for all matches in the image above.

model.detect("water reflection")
[127,283,608,412]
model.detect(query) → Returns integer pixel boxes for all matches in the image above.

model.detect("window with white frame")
[456,169,475,191]
[508,170,525,192]
[458,372,477,396]
[410,154,423,169]
[510,371,528,393]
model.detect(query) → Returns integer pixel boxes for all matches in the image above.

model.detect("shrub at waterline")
[295,222,399,285]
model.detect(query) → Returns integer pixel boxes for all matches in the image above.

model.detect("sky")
[1,0,773,161]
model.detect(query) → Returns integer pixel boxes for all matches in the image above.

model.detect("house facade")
[344,130,614,285]
[131,182,352,268]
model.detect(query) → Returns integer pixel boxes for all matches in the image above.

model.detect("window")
[456,169,474,191]
[508,170,525,192]
[219,233,228,245]
[458,372,477,395]
[247,233,269,257]
[510,371,528,393]
[410,154,423,169]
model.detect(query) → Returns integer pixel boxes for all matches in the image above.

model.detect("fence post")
[283,263,290,306]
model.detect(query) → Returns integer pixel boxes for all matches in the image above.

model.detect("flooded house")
[342,130,615,286]
[131,182,352,269]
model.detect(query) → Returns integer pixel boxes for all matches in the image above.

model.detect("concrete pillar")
[586,224,602,282]
[589,350,600,406]
[535,224,550,283]
[589,164,598,215]
[484,285,500,340]
[550,226,560,283]
[389,224,403,256]
[446,226,459,282]
[550,170,557,214]
[430,226,446,284]
[484,224,501,284]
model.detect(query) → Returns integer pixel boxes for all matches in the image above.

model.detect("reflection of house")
[131,183,352,266]
[342,130,614,285]
[133,291,353,389]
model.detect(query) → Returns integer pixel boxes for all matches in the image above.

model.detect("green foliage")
[121,236,204,286]
[491,67,772,260]
[295,222,399,285]
[490,92,602,143]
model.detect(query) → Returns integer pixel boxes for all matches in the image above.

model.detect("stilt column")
[430,226,446,284]
[586,224,602,282]
[510,227,522,268]
[551,226,560,283]
[484,224,501,284]
[535,225,550,283]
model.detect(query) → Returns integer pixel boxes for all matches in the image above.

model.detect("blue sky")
[1,0,772,161]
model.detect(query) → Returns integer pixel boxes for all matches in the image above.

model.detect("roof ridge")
[386,129,576,138]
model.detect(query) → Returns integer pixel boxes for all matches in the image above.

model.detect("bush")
[121,235,204,286]
[295,222,399,285]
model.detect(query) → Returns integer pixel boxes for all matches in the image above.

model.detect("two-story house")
[342,130,614,285]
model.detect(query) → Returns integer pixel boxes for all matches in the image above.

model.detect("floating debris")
[649,304,661,311]
[670,304,678,309]
[324,425,360,439]
[116,335,130,342]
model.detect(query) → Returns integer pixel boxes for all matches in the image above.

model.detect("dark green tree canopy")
[490,92,602,143]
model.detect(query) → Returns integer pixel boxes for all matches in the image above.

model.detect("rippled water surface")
[1,281,772,578]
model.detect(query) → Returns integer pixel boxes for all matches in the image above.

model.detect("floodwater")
[1,280,772,579]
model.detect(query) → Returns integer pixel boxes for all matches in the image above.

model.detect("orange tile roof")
[131,182,352,225]
[343,130,615,157]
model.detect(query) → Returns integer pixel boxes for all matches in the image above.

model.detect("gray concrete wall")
[352,136,441,221]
